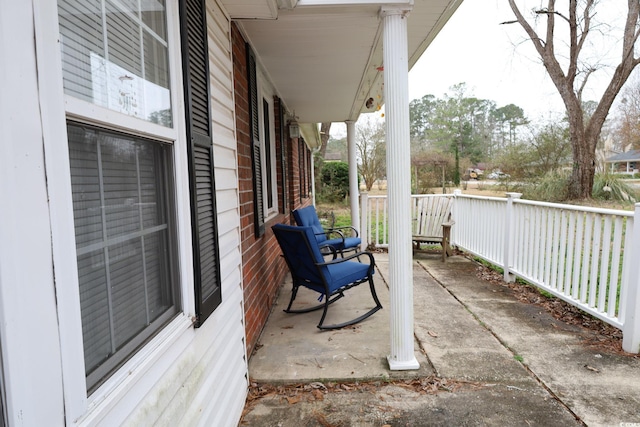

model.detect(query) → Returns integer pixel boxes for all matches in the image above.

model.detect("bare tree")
[615,75,640,151]
[507,0,640,199]
[356,117,386,191]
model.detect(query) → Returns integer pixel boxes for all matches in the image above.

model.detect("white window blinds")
[58,0,172,126]
[67,123,178,390]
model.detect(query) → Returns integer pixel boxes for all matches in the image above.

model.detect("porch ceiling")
[226,0,463,124]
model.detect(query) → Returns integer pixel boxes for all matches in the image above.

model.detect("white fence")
[361,192,640,353]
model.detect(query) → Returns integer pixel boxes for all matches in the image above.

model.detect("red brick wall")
[232,24,312,356]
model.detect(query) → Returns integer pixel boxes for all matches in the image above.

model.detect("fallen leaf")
[286,395,302,404]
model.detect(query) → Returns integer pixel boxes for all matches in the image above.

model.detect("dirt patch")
[471,256,631,356]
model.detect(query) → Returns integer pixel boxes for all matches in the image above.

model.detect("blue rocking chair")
[292,205,361,256]
[272,223,382,330]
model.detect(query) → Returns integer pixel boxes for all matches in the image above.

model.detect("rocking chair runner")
[292,205,361,256]
[272,223,383,330]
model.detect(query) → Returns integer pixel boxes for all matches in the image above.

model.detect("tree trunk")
[568,147,595,199]
[319,122,331,158]
[567,123,597,199]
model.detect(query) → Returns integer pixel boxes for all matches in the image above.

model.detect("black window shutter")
[247,45,265,237]
[179,0,222,327]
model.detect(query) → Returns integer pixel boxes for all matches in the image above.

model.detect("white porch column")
[346,120,360,233]
[382,6,419,370]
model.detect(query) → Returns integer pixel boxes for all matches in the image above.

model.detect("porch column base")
[387,355,420,371]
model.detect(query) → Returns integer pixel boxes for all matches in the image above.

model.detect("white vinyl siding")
[0,0,247,425]
[0,346,5,427]
[121,1,248,424]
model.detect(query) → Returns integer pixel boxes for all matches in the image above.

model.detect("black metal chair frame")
[273,224,382,330]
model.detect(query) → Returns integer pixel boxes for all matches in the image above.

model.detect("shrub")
[593,172,638,203]
[319,161,350,203]
[522,169,570,202]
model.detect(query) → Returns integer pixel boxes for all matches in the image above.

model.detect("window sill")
[76,314,194,426]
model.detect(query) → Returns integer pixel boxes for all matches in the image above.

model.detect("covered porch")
[243,251,640,425]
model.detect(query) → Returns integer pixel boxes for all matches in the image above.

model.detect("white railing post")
[452,189,462,247]
[503,192,521,283]
[360,192,369,249]
[622,203,640,353]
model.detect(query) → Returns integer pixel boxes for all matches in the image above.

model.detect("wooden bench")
[412,196,454,262]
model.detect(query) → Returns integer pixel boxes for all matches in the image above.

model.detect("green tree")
[320,161,349,202]
[325,135,348,161]
[507,0,640,199]
[409,84,530,183]
[409,94,437,142]
[492,104,528,150]
[426,84,494,183]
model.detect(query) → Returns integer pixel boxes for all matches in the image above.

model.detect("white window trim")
[257,73,278,218]
[34,0,197,423]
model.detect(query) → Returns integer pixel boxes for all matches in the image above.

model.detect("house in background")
[605,149,640,175]
[0,0,461,426]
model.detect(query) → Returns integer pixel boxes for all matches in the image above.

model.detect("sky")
[408,0,567,121]
[409,0,639,119]
[331,0,634,138]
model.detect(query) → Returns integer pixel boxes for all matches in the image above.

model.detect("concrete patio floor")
[242,252,640,426]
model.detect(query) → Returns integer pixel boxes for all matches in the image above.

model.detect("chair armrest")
[318,242,339,259]
[319,229,347,242]
[316,251,375,274]
[327,225,359,238]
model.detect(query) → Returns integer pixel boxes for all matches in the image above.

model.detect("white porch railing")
[360,192,640,353]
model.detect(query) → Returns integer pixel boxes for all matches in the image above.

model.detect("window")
[58,0,172,126]
[299,139,308,200]
[261,96,277,214]
[67,123,179,391]
[278,101,288,213]
[58,0,186,391]
[247,46,279,236]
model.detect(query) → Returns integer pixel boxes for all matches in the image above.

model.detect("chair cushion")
[293,206,327,243]
[324,260,372,292]
[324,236,361,250]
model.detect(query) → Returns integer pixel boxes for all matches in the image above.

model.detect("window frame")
[257,75,278,219]
[67,123,182,392]
[37,0,198,421]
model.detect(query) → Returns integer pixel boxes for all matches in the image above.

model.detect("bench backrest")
[414,196,453,238]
